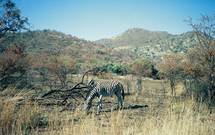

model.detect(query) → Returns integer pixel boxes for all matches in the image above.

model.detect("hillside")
[2,30,140,68]
[93,28,198,62]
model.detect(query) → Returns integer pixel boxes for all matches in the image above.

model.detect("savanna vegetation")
[94,28,199,62]
[0,0,214,134]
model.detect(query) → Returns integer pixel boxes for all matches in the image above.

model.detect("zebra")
[84,78,124,114]
[87,78,95,88]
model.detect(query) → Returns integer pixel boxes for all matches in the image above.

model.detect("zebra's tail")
[122,85,124,100]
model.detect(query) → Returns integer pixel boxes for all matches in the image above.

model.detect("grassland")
[0,75,214,135]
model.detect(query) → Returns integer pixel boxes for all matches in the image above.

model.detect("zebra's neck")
[87,89,98,101]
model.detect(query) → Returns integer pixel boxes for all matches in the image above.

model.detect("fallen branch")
[38,67,97,99]
[38,86,88,98]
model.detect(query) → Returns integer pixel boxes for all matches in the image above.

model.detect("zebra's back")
[95,80,122,96]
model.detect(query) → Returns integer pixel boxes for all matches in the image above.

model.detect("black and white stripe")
[87,78,95,88]
[84,79,124,114]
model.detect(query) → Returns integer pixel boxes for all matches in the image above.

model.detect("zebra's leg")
[118,96,123,109]
[116,93,123,109]
[97,95,103,114]
[97,97,102,109]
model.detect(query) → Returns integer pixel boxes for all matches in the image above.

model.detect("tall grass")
[0,86,42,135]
[1,97,214,135]
[0,99,42,134]
[0,80,214,135]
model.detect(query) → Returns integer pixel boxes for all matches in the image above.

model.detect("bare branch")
[38,67,98,99]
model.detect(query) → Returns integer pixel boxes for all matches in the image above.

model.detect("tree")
[39,54,79,87]
[0,44,32,89]
[0,0,29,39]
[103,63,128,75]
[0,0,30,89]
[184,13,215,106]
[130,59,153,78]
[111,63,128,75]
[129,59,154,92]
[158,53,183,99]
[38,68,99,102]
[0,0,29,51]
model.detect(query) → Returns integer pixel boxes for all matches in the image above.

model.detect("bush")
[103,63,128,75]
[0,44,32,90]
[76,58,83,63]
[129,58,158,78]
[103,56,110,61]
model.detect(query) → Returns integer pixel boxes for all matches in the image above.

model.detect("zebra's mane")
[85,83,98,100]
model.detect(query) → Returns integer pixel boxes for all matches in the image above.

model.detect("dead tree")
[37,67,100,104]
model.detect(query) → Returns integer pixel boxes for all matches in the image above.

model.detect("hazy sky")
[14,0,214,40]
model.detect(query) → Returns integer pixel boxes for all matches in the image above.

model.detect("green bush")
[103,56,110,61]
[129,58,158,78]
[76,58,83,63]
[103,63,128,75]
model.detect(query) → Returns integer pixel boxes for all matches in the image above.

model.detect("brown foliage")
[38,54,79,86]
[0,44,32,89]
[158,53,183,98]
[130,59,152,78]
[184,13,215,106]
[0,44,31,76]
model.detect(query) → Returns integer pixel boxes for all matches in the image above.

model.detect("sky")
[13,0,215,40]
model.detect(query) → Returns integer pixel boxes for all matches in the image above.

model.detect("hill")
[2,30,140,68]
[93,28,198,62]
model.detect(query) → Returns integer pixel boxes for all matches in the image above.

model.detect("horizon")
[27,27,193,41]
[13,0,214,40]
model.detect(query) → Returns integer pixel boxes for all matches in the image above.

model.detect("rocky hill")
[93,28,198,62]
[2,30,140,68]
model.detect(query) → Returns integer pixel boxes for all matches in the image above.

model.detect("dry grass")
[0,98,41,134]
[0,77,214,135]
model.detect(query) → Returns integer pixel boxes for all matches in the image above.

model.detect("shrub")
[103,56,110,61]
[103,63,128,75]
[129,58,157,78]
[76,58,83,63]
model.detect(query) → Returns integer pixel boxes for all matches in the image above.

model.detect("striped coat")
[84,79,124,114]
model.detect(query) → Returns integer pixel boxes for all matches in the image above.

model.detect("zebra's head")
[85,78,95,100]
[87,78,95,88]
[84,99,92,111]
